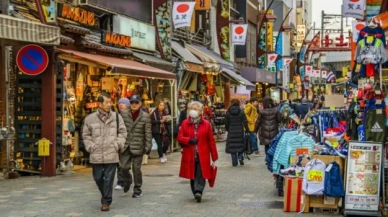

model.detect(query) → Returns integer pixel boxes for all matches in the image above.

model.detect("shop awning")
[241,67,276,84]
[222,68,256,90]
[0,14,60,45]
[185,44,221,72]
[171,41,204,73]
[57,49,176,80]
[133,52,176,72]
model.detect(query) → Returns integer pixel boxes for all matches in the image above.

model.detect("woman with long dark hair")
[225,99,249,166]
[151,101,171,163]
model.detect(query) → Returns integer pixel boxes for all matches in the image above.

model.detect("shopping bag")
[245,133,253,155]
[208,165,217,188]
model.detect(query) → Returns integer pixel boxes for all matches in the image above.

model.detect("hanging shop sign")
[217,0,231,60]
[154,0,172,59]
[296,25,305,51]
[113,15,156,51]
[57,3,98,27]
[195,0,211,10]
[267,10,274,52]
[231,24,248,45]
[16,45,49,76]
[344,142,382,215]
[342,0,366,20]
[172,2,196,29]
[352,21,366,42]
[101,31,131,48]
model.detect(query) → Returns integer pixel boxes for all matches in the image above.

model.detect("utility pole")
[321,10,324,40]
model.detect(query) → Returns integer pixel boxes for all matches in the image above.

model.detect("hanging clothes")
[355,37,388,77]
[357,26,386,47]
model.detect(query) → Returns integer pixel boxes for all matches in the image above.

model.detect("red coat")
[178,117,218,180]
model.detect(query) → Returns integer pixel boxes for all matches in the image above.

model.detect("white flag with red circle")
[267,54,278,65]
[321,70,327,78]
[306,65,313,76]
[231,24,248,45]
[313,70,321,78]
[173,2,196,29]
[283,58,292,67]
[352,21,366,42]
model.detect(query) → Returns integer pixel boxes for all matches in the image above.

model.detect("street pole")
[321,10,324,40]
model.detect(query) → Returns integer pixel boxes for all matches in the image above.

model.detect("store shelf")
[16,147,38,152]
[16,120,41,124]
[17,129,41,134]
[17,138,39,143]
[15,111,42,116]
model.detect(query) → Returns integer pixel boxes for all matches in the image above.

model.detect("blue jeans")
[249,132,259,152]
[231,153,244,166]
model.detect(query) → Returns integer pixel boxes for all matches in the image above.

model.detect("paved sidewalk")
[0,142,337,217]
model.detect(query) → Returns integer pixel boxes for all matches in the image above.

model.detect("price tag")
[376,99,382,105]
[332,141,339,148]
[330,106,335,111]
[377,109,382,114]
[307,170,323,182]
[325,164,333,172]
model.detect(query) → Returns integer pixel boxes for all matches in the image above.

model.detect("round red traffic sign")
[16,44,49,76]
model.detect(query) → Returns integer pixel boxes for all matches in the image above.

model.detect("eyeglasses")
[130,101,140,105]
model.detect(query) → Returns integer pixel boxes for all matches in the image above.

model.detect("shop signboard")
[113,15,156,51]
[344,141,383,215]
[230,94,250,105]
[57,3,99,28]
[85,102,99,109]
[195,0,210,10]
[101,31,131,48]
[296,25,305,51]
[16,45,49,76]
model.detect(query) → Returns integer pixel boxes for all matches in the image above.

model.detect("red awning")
[57,48,176,80]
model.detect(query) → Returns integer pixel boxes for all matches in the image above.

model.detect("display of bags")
[324,161,345,197]
[302,159,326,195]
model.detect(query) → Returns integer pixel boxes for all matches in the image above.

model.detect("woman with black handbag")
[225,99,250,167]
[151,101,171,163]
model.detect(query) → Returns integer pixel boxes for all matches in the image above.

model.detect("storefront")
[241,67,280,102]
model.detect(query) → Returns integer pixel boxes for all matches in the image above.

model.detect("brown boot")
[101,204,110,211]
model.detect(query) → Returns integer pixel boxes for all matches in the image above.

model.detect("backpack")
[324,161,345,197]
[302,159,326,195]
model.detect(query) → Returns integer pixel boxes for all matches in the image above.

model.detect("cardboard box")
[284,177,310,213]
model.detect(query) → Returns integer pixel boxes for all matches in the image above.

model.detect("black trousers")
[120,149,143,195]
[116,164,124,186]
[190,158,205,195]
[153,133,169,158]
[92,163,116,205]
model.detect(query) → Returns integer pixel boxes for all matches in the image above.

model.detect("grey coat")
[120,110,152,156]
[82,111,127,164]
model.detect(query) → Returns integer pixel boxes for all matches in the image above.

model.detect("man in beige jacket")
[82,93,127,211]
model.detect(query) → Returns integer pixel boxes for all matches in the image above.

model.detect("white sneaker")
[115,185,123,190]
[163,154,167,162]
[160,158,166,163]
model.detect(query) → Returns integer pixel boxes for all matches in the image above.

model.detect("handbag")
[208,165,217,188]
[245,133,253,155]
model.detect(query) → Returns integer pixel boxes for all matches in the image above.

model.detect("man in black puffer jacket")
[225,99,249,167]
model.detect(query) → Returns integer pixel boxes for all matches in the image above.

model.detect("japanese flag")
[342,0,365,20]
[352,21,366,42]
[314,70,321,78]
[173,2,196,29]
[267,54,278,65]
[283,58,292,67]
[322,70,327,78]
[231,24,248,45]
[306,65,313,76]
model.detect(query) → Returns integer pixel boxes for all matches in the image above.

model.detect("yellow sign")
[267,10,274,52]
[38,139,50,156]
[330,106,335,111]
[307,170,323,182]
[195,0,210,10]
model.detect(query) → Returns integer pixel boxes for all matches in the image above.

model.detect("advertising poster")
[345,142,383,213]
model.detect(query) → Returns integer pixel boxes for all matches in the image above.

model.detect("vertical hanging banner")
[352,21,366,42]
[267,53,278,66]
[342,0,366,19]
[231,24,248,45]
[217,0,231,60]
[267,10,274,52]
[154,0,172,60]
[283,58,292,66]
[297,25,305,51]
[306,65,313,77]
[172,2,196,29]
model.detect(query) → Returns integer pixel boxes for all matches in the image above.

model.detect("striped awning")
[0,14,60,45]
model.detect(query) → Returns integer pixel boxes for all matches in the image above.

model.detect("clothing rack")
[317,108,347,142]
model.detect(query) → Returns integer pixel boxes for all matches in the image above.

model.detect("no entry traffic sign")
[16,45,49,76]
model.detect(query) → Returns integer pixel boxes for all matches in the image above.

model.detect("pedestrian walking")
[82,93,127,211]
[244,98,260,155]
[119,94,152,198]
[225,99,249,167]
[114,98,130,190]
[151,101,171,163]
[178,101,218,203]
[257,97,281,155]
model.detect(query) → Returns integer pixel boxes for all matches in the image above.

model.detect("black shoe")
[239,160,244,166]
[194,193,202,203]
[123,185,130,193]
[132,193,142,198]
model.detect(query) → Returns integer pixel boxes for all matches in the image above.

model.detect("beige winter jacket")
[120,110,152,156]
[82,111,127,164]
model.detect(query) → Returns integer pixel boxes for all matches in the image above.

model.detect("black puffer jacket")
[225,105,249,153]
[258,97,281,146]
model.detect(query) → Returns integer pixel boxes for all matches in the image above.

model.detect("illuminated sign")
[57,3,98,27]
[102,32,132,48]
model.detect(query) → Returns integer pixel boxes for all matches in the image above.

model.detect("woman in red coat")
[178,101,218,203]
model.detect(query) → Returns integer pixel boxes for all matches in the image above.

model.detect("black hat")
[129,94,142,102]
